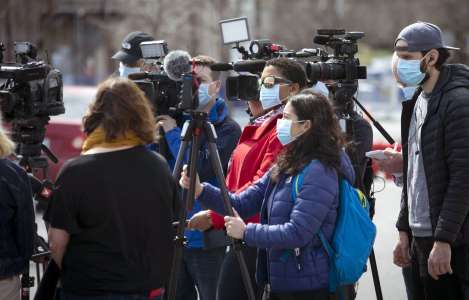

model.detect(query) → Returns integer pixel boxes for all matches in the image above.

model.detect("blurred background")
[2,1,468,298]
[2,0,468,177]
[1,0,468,85]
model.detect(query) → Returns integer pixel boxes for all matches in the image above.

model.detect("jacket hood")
[339,150,355,184]
[435,64,469,94]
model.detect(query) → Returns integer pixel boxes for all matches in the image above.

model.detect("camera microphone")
[233,60,266,74]
[163,50,192,81]
[209,63,233,71]
[128,72,149,80]
[313,36,331,45]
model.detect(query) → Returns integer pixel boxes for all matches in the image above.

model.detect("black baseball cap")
[112,31,154,64]
[395,22,460,52]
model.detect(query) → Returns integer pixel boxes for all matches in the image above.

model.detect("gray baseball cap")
[395,22,460,52]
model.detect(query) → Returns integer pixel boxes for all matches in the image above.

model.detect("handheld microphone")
[163,50,192,81]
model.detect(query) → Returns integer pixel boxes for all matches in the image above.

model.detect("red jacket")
[210,111,284,229]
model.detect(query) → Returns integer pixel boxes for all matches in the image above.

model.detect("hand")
[179,165,203,198]
[188,210,213,231]
[428,241,452,280]
[156,115,177,133]
[375,144,403,174]
[224,209,246,240]
[393,231,411,267]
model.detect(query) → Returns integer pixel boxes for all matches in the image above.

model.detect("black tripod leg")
[167,135,191,300]
[369,248,384,300]
[206,141,257,300]
[167,127,203,300]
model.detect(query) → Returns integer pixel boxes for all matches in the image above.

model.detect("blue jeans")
[176,247,225,300]
[61,291,162,300]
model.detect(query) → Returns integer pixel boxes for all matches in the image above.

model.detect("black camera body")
[305,30,367,83]
[0,42,64,168]
[0,42,64,121]
[132,72,182,117]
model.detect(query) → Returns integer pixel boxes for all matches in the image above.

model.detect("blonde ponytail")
[0,114,15,158]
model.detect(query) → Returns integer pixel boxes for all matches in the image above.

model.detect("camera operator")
[45,77,177,300]
[156,55,241,300]
[375,22,469,300]
[189,58,308,300]
[112,31,154,77]
[0,114,34,300]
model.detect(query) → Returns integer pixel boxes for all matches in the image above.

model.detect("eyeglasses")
[259,76,292,89]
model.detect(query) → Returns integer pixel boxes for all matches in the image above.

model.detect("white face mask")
[119,62,141,78]
[259,84,282,110]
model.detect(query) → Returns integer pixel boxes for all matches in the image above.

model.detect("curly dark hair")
[271,91,345,182]
[265,58,308,89]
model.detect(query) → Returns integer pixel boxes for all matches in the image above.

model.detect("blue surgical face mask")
[401,86,418,101]
[396,58,425,87]
[119,62,141,78]
[276,119,305,146]
[197,83,212,109]
[260,84,282,110]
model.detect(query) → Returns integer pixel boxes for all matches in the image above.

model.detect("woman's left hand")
[224,209,246,240]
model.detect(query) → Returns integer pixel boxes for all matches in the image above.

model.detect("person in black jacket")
[377,22,469,299]
[0,114,34,300]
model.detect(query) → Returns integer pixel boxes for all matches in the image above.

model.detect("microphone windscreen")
[163,50,192,81]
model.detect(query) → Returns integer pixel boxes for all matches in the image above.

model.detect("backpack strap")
[290,162,313,203]
[291,165,339,257]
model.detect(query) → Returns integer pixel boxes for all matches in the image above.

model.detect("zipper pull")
[294,248,302,271]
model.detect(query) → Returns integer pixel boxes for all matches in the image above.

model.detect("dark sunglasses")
[259,76,292,89]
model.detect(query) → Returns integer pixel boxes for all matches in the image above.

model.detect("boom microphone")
[163,50,192,81]
[233,60,266,74]
[209,63,233,71]
[128,72,149,80]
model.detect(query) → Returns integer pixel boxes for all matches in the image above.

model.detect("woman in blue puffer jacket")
[180,92,355,300]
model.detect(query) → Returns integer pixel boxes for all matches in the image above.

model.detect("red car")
[43,85,96,180]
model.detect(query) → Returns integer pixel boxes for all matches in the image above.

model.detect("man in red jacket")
[188,58,308,299]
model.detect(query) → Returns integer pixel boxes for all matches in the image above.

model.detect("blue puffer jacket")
[199,152,354,292]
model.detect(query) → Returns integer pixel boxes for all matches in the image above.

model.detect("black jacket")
[0,159,34,277]
[396,64,469,245]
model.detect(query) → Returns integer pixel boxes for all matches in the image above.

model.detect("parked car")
[44,85,96,180]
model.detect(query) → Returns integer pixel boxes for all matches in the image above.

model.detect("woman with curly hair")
[181,92,355,300]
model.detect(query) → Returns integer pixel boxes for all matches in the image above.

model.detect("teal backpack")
[291,162,376,293]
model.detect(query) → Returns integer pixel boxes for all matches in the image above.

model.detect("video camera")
[305,29,366,83]
[130,42,199,118]
[0,41,63,169]
[304,29,367,114]
[218,18,330,101]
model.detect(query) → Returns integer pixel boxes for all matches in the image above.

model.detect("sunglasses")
[259,76,292,89]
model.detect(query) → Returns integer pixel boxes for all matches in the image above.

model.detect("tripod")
[14,118,58,300]
[167,111,256,300]
[331,81,395,300]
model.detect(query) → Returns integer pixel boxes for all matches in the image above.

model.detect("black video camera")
[302,29,367,114]
[0,42,64,121]
[0,42,64,168]
[130,45,199,118]
[304,29,367,83]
